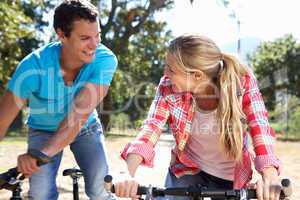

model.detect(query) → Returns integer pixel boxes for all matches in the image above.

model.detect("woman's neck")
[193,84,219,111]
[195,98,219,111]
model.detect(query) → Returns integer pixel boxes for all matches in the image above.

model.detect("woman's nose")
[163,67,170,77]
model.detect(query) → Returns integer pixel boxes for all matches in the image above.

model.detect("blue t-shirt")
[7,42,118,131]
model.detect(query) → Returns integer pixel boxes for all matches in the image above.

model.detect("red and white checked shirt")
[121,72,281,189]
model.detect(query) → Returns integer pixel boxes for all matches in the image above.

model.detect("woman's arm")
[242,73,281,172]
[121,79,170,170]
[242,73,282,200]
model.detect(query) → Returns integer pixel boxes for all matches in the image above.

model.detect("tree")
[91,0,174,130]
[0,0,55,131]
[0,0,55,92]
[249,34,300,110]
[0,1,32,93]
[18,0,56,55]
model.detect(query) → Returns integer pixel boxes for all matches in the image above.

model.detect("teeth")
[84,51,94,56]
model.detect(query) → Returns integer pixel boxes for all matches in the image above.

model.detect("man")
[0,0,117,199]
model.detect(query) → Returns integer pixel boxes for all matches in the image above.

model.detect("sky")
[156,0,300,47]
[45,0,300,55]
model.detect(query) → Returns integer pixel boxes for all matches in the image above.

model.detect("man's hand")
[17,153,40,177]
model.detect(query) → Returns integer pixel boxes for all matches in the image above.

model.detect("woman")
[115,34,281,200]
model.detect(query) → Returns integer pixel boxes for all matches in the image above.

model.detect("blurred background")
[0,0,299,199]
[1,0,299,139]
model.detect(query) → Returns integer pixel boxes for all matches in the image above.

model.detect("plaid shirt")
[121,72,281,189]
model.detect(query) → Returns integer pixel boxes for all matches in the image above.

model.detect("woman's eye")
[165,65,174,73]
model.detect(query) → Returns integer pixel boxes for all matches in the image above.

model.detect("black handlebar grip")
[104,175,148,195]
[104,175,114,193]
[136,186,148,195]
[246,189,257,199]
[246,179,292,199]
[104,175,113,183]
[17,149,52,180]
[281,179,292,197]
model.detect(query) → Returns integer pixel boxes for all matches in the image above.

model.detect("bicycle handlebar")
[0,149,51,191]
[104,175,292,200]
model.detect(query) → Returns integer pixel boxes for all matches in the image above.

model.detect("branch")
[101,0,118,35]
[122,1,155,41]
[129,0,171,35]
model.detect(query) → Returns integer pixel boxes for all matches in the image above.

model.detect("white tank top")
[184,110,235,181]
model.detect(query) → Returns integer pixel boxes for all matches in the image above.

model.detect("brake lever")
[239,189,247,200]
[145,184,154,200]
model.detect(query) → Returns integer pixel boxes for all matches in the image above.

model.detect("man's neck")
[60,47,83,72]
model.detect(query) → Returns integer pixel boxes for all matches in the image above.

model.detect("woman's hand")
[256,167,281,200]
[126,153,143,177]
[113,153,143,199]
[114,171,140,200]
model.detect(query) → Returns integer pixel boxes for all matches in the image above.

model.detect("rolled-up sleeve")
[242,73,281,174]
[121,141,156,167]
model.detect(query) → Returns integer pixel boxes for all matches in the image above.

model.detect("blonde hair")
[168,34,249,161]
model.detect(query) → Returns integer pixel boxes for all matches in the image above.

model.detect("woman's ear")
[193,71,204,81]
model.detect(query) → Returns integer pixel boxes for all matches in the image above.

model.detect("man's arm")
[0,91,26,140]
[41,83,109,157]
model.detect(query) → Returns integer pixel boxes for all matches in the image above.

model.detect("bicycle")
[62,168,84,200]
[1,155,293,200]
[0,149,51,200]
[1,166,85,200]
[104,175,292,200]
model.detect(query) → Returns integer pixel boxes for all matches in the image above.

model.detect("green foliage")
[0,0,174,130]
[0,0,56,94]
[108,113,132,130]
[18,0,56,55]
[249,34,300,110]
[0,0,56,132]
[288,106,300,136]
[0,1,32,92]
[250,35,300,139]
[94,0,174,126]
[110,19,171,121]
[269,96,300,140]
[270,107,300,141]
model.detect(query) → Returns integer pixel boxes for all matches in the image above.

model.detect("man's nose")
[89,38,98,49]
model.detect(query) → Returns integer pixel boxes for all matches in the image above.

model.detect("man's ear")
[56,28,66,42]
